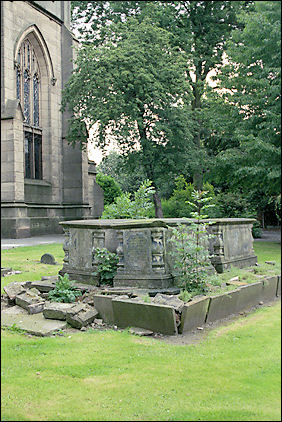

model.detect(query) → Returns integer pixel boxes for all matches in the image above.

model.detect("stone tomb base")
[59,218,257,289]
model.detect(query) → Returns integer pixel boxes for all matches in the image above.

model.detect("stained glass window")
[16,38,42,179]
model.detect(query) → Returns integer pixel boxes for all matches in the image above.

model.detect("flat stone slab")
[43,302,76,320]
[206,289,241,323]
[1,305,28,315]
[112,299,178,335]
[92,294,115,324]
[261,276,279,302]
[1,313,67,336]
[179,297,210,334]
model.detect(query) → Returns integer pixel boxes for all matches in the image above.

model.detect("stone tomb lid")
[60,217,256,230]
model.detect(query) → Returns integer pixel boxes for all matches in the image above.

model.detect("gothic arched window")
[16,38,42,179]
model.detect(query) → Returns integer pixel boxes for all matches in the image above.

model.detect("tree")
[61,15,193,217]
[71,1,253,189]
[205,1,281,224]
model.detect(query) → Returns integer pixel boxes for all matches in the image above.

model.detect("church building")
[1,1,103,238]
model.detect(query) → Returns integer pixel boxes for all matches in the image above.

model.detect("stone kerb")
[261,276,279,302]
[205,289,241,323]
[92,294,115,324]
[112,299,178,335]
[277,275,281,297]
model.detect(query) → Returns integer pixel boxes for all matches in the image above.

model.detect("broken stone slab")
[129,327,154,336]
[151,293,184,312]
[147,287,181,297]
[178,297,210,334]
[1,313,67,336]
[112,299,178,335]
[43,302,77,320]
[40,253,56,265]
[3,282,26,302]
[15,290,45,314]
[66,304,99,329]
[29,280,56,293]
[41,275,58,281]
[226,280,248,287]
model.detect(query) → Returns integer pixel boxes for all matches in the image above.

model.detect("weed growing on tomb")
[48,273,82,303]
[169,189,217,294]
[178,290,192,302]
[92,248,119,286]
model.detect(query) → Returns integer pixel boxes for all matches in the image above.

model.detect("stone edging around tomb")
[92,275,281,335]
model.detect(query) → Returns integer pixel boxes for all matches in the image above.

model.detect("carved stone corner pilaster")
[151,228,165,273]
[116,230,124,273]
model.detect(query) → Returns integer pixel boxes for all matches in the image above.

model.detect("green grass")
[1,240,281,421]
[1,303,281,421]
[1,243,64,292]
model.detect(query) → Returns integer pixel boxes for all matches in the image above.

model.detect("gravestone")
[40,253,56,265]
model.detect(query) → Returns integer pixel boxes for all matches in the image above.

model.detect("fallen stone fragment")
[15,290,45,314]
[197,327,204,330]
[43,302,76,320]
[41,275,58,281]
[151,293,184,312]
[265,261,276,265]
[94,318,104,325]
[229,276,239,282]
[129,327,153,336]
[226,280,247,287]
[66,304,99,329]
[4,282,26,302]
[1,267,12,277]
[27,302,45,314]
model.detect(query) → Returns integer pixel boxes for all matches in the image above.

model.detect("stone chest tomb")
[59,218,257,288]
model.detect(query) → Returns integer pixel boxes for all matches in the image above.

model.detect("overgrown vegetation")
[47,273,82,303]
[92,248,119,286]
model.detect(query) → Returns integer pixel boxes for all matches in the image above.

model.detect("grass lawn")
[1,302,281,421]
[1,240,281,421]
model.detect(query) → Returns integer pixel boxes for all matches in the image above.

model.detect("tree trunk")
[153,191,164,218]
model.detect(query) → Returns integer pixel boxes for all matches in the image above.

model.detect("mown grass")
[1,240,281,421]
[1,302,281,421]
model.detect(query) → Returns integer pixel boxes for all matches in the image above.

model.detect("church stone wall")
[1,1,95,238]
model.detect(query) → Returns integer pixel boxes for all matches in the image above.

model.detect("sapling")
[169,189,216,294]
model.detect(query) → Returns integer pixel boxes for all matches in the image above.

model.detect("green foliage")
[47,273,82,303]
[169,190,217,293]
[141,295,151,303]
[178,290,192,303]
[92,248,119,286]
[96,172,122,205]
[162,175,216,218]
[252,221,262,239]
[102,179,155,219]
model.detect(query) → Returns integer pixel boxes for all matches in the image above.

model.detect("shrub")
[92,248,119,286]
[101,180,155,219]
[96,173,122,205]
[162,175,216,218]
[48,273,82,303]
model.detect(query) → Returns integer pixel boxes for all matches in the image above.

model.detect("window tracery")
[16,38,42,179]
